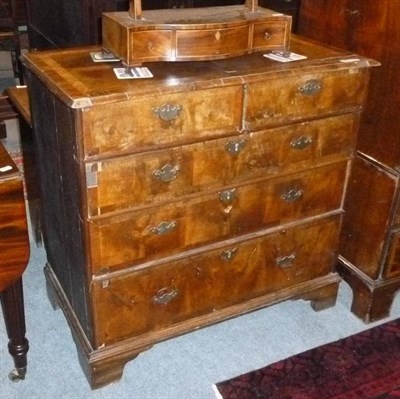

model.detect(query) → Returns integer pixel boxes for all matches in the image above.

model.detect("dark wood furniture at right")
[27,0,299,50]
[298,0,400,322]
[0,141,30,381]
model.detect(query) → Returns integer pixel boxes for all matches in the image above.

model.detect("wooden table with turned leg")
[0,141,30,381]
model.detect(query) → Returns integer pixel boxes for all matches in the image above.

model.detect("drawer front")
[384,229,400,279]
[86,114,357,216]
[245,69,369,131]
[88,162,347,273]
[81,85,243,157]
[92,215,340,346]
[129,30,173,60]
[252,21,291,50]
[176,26,250,59]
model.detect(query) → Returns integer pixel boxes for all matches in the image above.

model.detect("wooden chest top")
[21,35,378,109]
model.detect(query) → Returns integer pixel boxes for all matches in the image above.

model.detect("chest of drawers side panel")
[340,156,399,280]
[27,73,94,342]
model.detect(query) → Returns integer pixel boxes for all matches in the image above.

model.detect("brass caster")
[8,367,26,382]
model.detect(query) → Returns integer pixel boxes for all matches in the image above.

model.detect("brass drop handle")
[298,79,323,96]
[221,247,238,262]
[153,163,180,183]
[152,287,179,305]
[275,253,296,268]
[219,188,237,205]
[149,220,177,235]
[290,136,313,150]
[153,103,183,122]
[281,188,303,203]
[225,139,247,155]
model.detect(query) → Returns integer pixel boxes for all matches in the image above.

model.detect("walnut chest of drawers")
[22,35,376,389]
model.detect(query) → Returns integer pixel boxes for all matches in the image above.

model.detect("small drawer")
[252,21,291,50]
[85,114,357,216]
[129,30,173,60]
[176,26,250,59]
[245,69,369,131]
[92,215,340,347]
[88,162,347,273]
[82,85,243,157]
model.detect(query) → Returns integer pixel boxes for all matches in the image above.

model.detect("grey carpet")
[0,77,17,93]
[1,217,400,399]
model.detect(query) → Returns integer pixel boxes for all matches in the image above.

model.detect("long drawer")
[86,114,358,217]
[88,162,347,274]
[92,215,341,347]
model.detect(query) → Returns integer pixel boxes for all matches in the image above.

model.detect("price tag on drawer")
[113,67,154,79]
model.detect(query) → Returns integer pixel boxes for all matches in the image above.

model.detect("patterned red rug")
[214,319,400,399]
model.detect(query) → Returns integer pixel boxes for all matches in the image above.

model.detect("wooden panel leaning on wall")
[22,35,377,388]
[298,0,400,323]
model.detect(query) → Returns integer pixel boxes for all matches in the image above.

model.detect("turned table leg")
[0,277,29,381]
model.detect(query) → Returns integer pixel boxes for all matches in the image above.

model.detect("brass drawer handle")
[225,139,247,155]
[221,247,238,262]
[281,188,303,203]
[152,287,179,305]
[219,188,237,205]
[298,79,323,96]
[153,163,180,183]
[153,103,183,122]
[275,253,296,268]
[149,220,177,235]
[290,136,313,150]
